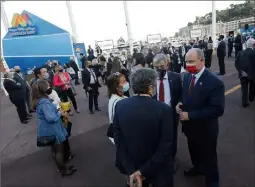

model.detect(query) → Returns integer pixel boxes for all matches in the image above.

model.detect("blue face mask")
[122,82,130,92]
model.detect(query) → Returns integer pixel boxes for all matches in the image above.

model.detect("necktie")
[89,69,97,82]
[159,79,165,102]
[189,75,196,93]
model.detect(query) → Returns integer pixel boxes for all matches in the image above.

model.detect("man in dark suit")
[80,53,87,69]
[152,53,182,172]
[227,35,234,58]
[87,45,94,56]
[81,61,101,114]
[69,56,80,85]
[4,72,31,124]
[13,66,34,114]
[176,48,225,187]
[217,35,226,75]
[235,38,255,107]
[114,68,174,187]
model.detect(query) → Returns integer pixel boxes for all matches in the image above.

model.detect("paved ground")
[1,56,254,187]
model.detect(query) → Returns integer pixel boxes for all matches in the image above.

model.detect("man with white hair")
[13,66,34,113]
[153,53,182,172]
[235,38,255,108]
[4,72,31,124]
[176,48,225,187]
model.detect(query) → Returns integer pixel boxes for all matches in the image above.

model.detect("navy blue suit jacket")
[113,96,174,179]
[181,69,225,138]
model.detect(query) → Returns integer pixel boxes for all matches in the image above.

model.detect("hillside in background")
[187,0,255,27]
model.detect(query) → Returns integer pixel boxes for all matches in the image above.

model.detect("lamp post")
[66,0,79,43]
[1,1,10,32]
[212,1,217,48]
[123,1,133,55]
[0,0,10,71]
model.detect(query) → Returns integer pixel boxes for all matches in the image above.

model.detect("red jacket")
[53,72,71,91]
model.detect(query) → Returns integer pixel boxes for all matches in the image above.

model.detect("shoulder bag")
[106,98,119,138]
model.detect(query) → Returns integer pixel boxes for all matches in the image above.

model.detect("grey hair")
[130,68,157,94]
[4,72,14,79]
[247,38,255,48]
[153,53,168,67]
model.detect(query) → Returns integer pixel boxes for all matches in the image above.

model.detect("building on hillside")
[179,17,255,38]
[225,17,255,34]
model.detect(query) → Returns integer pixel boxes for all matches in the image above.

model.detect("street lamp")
[65,0,79,43]
[212,1,217,48]
[1,1,10,32]
[123,1,133,55]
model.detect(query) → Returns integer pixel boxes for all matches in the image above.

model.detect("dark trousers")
[187,134,219,187]
[228,46,233,57]
[172,121,178,160]
[88,84,99,111]
[240,78,255,105]
[59,88,78,110]
[205,50,213,68]
[12,99,28,122]
[142,163,174,187]
[218,57,225,74]
[74,71,80,84]
[235,48,242,58]
[25,90,32,112]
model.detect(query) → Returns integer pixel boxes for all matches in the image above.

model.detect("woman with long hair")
[106,72,129,143]
[53,65,79,115]
[64,63,77,95]
[32,80,76,176]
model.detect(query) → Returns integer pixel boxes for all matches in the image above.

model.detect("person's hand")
[88,87,92,91]
[241,71,248,77]
[176,102,183,114]
[180,111,189,121]
[61,111,68,118]
[130,170,143,187]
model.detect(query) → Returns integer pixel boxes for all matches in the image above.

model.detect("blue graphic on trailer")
[73,43,87,68]
[2,10,74,73]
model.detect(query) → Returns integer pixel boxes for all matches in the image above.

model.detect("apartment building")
[179,17,255,38]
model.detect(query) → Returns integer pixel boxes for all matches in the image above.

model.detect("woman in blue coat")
[32,80,76,176]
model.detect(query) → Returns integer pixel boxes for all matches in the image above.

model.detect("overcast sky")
[1,1,244,46]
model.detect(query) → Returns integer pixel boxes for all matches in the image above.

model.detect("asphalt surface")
[1,56,254,187]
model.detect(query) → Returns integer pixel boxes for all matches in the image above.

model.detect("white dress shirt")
[193,66,205,85]
[157,72,171,106]
[87,68,96,84]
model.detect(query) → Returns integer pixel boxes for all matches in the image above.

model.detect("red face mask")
[186,65,197,74]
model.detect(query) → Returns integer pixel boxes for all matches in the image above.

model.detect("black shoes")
[184,167,205,177]
[21,120,29,124]
[90,108,101,114]
[59,166,77,177]
[242,103,250,108]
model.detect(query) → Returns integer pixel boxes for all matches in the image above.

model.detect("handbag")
[37,136,56,147]
[70,73,77,80]
[107,99,119,138]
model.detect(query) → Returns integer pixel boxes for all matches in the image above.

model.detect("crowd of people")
[1,35,255,186]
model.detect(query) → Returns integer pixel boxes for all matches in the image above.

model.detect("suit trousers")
[12,99,29,122]
[218,57,225,74]
[187,133,219,187]
[88,84,99,111]
[205,50,213,68]
[59,88,78,110]
[75,71,80,84]
[172,120,179,160]
[240,77,255,105]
